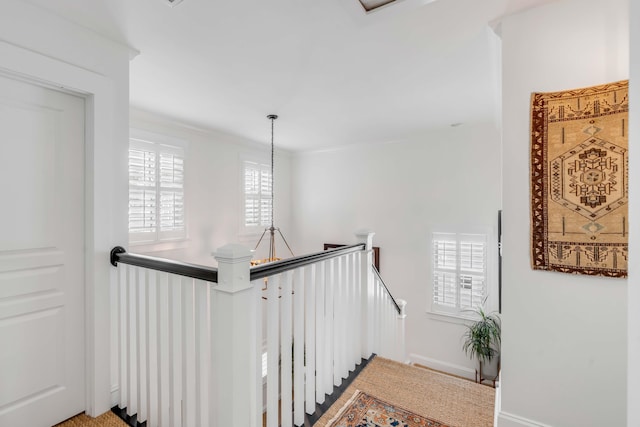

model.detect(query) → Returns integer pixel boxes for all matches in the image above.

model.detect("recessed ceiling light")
[358,0,397,12]
[165,0,185,7]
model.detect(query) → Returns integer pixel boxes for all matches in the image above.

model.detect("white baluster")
[325,259,337,388]
[158,272,170,427]
[340,255,349,378]
[137,268,147,423]
[384,293,392,359]
[348,253,358,370]
[127,266,137,417]
[304,264,316,415]
[195,280,210,427]
[281,271,294,427]
[315,261,326,403]
[118,264,127,410]
[293,268,305,426]
[169,274,182,427]
[182,278,196,427]
[332,257,342,386]
[266,274,279,427]
[353,252,361,366]
[374,275,381,354]
[146,271,158,426]
[353,253,361,367]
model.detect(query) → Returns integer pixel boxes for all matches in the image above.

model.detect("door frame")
[0,40,118,417]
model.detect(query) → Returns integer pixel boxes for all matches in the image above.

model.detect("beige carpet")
[53,412,127,427]
[314,357,495,427]
[53,358,494,427]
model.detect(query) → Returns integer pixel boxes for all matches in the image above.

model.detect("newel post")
[211,244,258,427]
[396,299,407,363]
[356,230,375,358]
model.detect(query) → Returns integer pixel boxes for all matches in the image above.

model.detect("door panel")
[0,74,85,427]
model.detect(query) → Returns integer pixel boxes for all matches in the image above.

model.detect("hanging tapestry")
[530,80,628,277]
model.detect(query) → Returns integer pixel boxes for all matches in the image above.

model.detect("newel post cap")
[397,299,407,318]
[213,243,254,263]
[212,243,253,293]
[355,229,375,249]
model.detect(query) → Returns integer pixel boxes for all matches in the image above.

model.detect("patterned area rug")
[530,80,628,277]
[326,390,451,427]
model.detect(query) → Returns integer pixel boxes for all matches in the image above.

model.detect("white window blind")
[129,138,185,244]
[243,160,272,229]
[432,232,487,313]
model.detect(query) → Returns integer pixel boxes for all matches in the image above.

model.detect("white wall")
[0,0,131,416]
[629,1,640,425]
[499,1,628,426]
[129,109,293,266]
[291,122,501,377]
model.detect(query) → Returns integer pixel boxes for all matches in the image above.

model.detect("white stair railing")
[114,264,212,427]
[110,230,406,427]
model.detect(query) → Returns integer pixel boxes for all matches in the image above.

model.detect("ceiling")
[23,0,555,151]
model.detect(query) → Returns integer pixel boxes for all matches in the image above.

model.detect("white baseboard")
[497,411,553,427]
[111,384,119,407]
[407,353,475,381]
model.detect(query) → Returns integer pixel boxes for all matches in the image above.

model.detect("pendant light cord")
[270,116,275,230]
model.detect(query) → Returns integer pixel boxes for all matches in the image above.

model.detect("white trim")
[130,127,189,149]
[408,353,475,381]
[494,380,501,427]
[110,385,120,407]
[128,238,190,252]
[0,40,118,417]
[426,309,479,324]
[497,411,555,427]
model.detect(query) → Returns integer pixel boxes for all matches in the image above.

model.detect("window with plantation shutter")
[432,232,488,314]
[129,136,186,244]
[243,160,272,230]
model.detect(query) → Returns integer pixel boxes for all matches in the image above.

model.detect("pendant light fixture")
[251,114,294,266]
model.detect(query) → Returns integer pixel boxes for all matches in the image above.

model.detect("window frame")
[428,228,497,320]
[128,129,187,246]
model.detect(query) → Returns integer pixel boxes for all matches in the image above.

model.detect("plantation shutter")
[459,234,487,310]
[129,139,185,243]
[158,145,185,239]
[129,141,157,240]
[244,160,272,228]
[433,233,457,308]
[432,232,488,312]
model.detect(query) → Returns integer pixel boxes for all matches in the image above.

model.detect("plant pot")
[477,355,500,386]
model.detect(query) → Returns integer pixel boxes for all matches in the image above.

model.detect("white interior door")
[0,73,86,426]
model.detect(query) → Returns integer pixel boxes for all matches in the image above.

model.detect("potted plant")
[462,306,501,386]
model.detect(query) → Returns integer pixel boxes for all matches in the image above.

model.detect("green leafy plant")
[462,306,501,363]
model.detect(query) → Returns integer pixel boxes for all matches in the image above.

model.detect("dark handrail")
[250,244,366,281]
[110,246,219,283]
[372,264,401,315]
[110,245,403,315]
[110,243,366,284]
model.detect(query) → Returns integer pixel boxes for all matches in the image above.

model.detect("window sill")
[426,309,480,325]
[128,238,190,254]
[239,227,269,237]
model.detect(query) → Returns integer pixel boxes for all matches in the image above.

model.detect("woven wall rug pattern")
[530,80,628,277]
[326,389,451,427]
